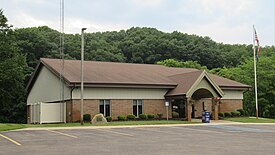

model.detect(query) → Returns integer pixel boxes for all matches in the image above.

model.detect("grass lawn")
[224,117,275,123]
[0,124,26,132]
[1,120,198,132]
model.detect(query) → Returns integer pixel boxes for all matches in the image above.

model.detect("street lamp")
[80,28,86,125]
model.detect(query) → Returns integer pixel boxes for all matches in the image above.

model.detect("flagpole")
[253,25,259,119]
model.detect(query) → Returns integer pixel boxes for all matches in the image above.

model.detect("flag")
[253,27,261,59]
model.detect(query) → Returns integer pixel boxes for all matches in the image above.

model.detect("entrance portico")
[166,70,223,121]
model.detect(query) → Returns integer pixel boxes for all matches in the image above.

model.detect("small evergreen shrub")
[236,109,245,116]
[157,113,163,119]
[127,114,136,120]
[224,112,231,117]
[83,114,91,122]
[147,114,155,119]
[231,111,241,117]
[117,115,126,121]
[172,112,179,118]
[139,114,147,120]
[106,116,112,122]
[218,112,224,118]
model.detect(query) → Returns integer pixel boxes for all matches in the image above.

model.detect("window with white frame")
[133,99,142,117]
[99,100,110,117]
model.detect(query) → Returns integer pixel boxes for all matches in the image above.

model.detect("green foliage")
[147,114,155,119]
[157,113,163,119]
[106,116,112,122]
[236,109,245,116]
[139,114,147,120]
[218,112,224,118]
[83,114,91,122]
[117,115,126,121]
[0,9,27,123]
[157,59,208,70]
[127,114,136,120]
[224,112,231,117]
[213,50,275,118]
[231,111,241,117]
[172,112,179,118]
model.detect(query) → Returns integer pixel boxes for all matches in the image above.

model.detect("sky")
[1,0,275,46]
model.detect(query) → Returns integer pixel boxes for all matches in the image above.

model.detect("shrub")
[218,112,224,118]
[224,112,231,117]
[127,114,136,120]
[231,111,241,117]
[172,112,179,118]
[157,113,163,119]
[117,115,126,121]
[147,114,155,119]
[83,114,91,122]
[237,109,245,116]
[106,116,112,122]
[139,114,147,120]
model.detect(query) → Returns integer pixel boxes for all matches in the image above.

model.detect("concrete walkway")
[13,119,275,131]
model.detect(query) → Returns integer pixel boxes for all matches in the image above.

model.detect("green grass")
[1,120,197,131]
[224,117,275,123]
[0,123,26,132]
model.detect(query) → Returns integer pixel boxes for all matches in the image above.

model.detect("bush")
[106,116,112,122]
[127,114,136,120]
[83,114,91,122]
[117,115,126,121]
[218,112,224,118]
[172,112,179,118]
[139,114,147,120]
[237,109,245,116]
[224,112,231,117]
[157,113,163,119]
[147,114,155,119]
[231,111,241,117]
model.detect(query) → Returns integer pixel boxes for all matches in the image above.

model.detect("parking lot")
[1,124,275,155]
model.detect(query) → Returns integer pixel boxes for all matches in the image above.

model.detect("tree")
[0,9,27,123]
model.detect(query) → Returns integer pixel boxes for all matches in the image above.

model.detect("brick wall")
[111,100,132,119]
[71,99,170,122]
[194,99,212,118]
[143,99,171,118]
[220,99,243,113]
[71,99,98,122]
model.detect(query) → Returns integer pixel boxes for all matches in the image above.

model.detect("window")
[133,99,142,117]
[99,100,110,117]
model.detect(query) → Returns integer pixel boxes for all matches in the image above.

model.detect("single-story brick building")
[26,58,250,123]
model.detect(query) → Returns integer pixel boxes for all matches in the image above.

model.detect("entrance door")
[172,99,185,118]
[191,104,195,118]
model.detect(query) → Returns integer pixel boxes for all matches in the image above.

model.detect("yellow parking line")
[47,130,78,138]
[0,134,21,146]
[98,129,134,137]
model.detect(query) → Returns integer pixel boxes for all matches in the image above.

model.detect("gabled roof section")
[27,58,251,94]
[165,70,203,96]
[166,70,224,97]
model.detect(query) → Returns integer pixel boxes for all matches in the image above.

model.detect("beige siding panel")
[27,66,71,105]
[72,88,168,100]
[222,90,244,99]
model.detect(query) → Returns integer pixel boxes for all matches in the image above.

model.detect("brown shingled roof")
[27,58,251,93]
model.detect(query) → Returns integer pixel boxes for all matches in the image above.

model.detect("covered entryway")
[166,70,224,121]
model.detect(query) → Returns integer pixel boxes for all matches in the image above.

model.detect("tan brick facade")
[111,100,132,119]
[70,99,170,122]
[143,99,171,118]
[71,99,98,122]
[68,98,242,122]
[220,99,243,113]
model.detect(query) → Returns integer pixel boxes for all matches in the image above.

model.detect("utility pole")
[80,28,87,125]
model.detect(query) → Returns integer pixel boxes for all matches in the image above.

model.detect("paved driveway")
[1,124,275,155]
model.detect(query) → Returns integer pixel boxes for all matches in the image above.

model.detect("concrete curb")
[15,122,275,131]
